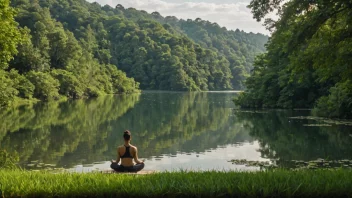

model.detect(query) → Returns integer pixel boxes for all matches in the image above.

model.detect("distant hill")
[103,4,269,89]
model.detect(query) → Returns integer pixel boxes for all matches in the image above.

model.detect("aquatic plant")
[229,158,352,170]
[0,149,19,170]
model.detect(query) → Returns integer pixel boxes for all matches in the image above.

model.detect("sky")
[86,0,270,35]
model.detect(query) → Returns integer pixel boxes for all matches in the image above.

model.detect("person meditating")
[110,130,145,172]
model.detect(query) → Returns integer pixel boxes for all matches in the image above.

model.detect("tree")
[235,0,352,118]
[0,0,22,69]
[26,71,60,101]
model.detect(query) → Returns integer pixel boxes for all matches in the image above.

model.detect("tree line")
[235,0,352,118]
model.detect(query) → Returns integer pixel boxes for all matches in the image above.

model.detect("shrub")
[0,70,18,106]
[51,69,84,99]
[26,71,60,101]
[8,69,34,99]
[313,80,352,118]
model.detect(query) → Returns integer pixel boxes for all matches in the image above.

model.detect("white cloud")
[87,0,270,35]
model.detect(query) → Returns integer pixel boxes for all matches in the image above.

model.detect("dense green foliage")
[15,0,267,91]
[0,0,268,106]
[113,7,268,89]
[175,20,268,90]
[0,0,23,106]
[0,0,139,107]
[2,169,352,197]
[0,0,22,69]
[235,0,352,118]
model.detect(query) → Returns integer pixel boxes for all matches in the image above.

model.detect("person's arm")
[133,147,144,164]
[116,147,121,163]
[112,147,121,163]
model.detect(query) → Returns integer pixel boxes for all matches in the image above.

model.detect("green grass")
[1,169,352,197]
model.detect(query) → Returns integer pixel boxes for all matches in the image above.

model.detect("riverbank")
[1,169,351,197]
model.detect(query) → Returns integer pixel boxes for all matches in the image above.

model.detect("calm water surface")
[1,92,352,172]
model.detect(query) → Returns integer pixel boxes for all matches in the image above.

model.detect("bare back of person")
[118,144,137,167]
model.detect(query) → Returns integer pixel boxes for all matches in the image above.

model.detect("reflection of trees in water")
[234,111,352,167]
[5,93,351,169]
[0,94,141,167]
[0,92,253,169]
[109,92,254,158]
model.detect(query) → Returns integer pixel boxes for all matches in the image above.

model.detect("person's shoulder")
[117,145,124,149]
[130,145,138,150]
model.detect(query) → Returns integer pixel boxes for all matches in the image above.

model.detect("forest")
[0,0,268,107]
[235,0,352,118]
[108,6,268,89]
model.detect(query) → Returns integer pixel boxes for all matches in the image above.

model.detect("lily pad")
[303,124,332,127]
[45,164,56,167]
[289,116,352,126]
[233,110,269,114]
[93,161,106,164]
[229,159,270,167]
[82,164,94,167]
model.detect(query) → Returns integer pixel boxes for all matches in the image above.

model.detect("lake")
[1,91,352,172]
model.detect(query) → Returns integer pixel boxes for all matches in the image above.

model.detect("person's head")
[123,130,131,142]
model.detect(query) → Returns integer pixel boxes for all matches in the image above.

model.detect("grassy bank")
[1,170,352,197]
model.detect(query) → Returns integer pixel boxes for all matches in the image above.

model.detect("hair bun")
[123,130,131,141]
[124,130,131,134]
